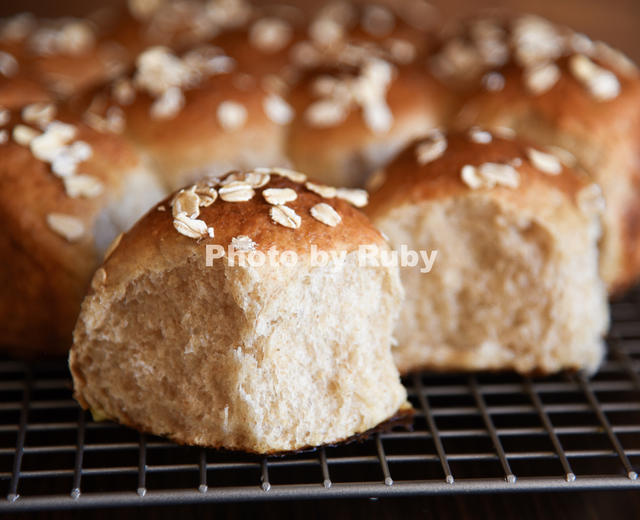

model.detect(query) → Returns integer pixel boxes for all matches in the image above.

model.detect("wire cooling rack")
[1,292,640,511]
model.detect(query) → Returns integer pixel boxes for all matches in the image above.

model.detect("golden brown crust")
[0,13,131,99]
[103,171,383,289]
[366,131,592,220]
[0,73,52,109]
[67,43,292,191]
[0,107,152,356]
[286,61,453,187]
[121,73,285,185]
[439,15,640,293]
[455,58,640,154]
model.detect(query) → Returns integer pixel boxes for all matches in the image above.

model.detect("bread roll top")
[101,168,383,288]
[367,129,600,220]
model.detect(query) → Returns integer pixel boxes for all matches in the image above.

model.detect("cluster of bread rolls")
[0,0,637,452]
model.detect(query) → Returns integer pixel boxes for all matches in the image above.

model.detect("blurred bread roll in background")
[0,104,165,356]
[72,44,292,191]
[287,60,453,187]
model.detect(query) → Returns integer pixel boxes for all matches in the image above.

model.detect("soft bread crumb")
[70,251,407,453]
[375,195,608,375]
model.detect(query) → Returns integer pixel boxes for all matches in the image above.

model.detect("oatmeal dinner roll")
[0,13,131,99]
[0,103,165,357]
[286,60,452,188]
[436,14,640,294]
[367,130,609,375]
[74,44,293,192]
[70,168,409,453]
[284,2,448,187]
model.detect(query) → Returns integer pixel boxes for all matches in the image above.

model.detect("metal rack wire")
[1,291,640,512]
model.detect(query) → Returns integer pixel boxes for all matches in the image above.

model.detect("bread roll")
[367,130,609,374]
[0,13,130,98]
[434,14,640,294]
[72,1,442,192]
[0,16,55,108]
[286,61,452,187]
[0,104,165,356]
[69,168,408,453]
[283,2,447,187]
[73,44,292,192]
[112,0,259,60]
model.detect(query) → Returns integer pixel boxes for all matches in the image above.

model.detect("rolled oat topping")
[545,145,577,167]
[218,181,255,202]
[0,108,9,126]
[493,126,516,139]
[51,141,92,178]
[13,124,39,146]
[172,188,201,219]
[29,121,76,161]
[22,103,56,127]
[524,62,560,95]
[270,167,307,183]
[593,41,637,78]
[577,183,605,216]
[263,188,297,205]
[0,51,18,77]
[30,19,95,56]
[249,17,292,53]
[305,58,395,132]
[63,174,104,198]
[527,148,562,174]
[416,131,447,164]
[305,181,337,198]
[336,188,368,208]
[46,213,85,241]
[569,54,620,101]
[134,46,192,96]
[112,78,136,105]
[310,202,341,227]
[469,127,492,143]
[263,94,294,125]
[217,101,247,131]
[482,71,505,92]
[222,170,270,188]
[150,87,185,119]
[270,204,301,229]
[193,180,218,206]
[173,211,210,239]
[361,5,395,37]
[461,163,520,189]
[366,169,387,192]
[305,99,347,127]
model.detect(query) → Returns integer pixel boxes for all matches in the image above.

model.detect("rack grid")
[1,290,639,511]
